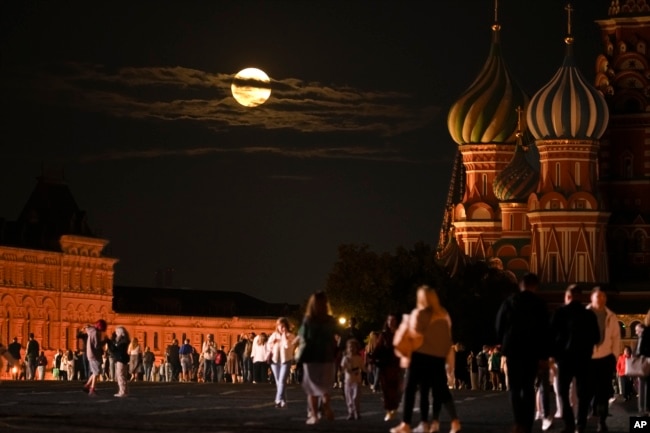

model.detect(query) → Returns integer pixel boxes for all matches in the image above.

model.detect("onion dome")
[526,10,609,140]
[437,229,470,278]
[448,22,529,145]
[493,131,539,202]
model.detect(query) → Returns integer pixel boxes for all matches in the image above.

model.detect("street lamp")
[338,317,347,326]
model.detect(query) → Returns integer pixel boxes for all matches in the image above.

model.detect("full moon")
[231,68,271,107]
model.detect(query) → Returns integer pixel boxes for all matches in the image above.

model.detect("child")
[340,339,365,420]
[108,326,130,397]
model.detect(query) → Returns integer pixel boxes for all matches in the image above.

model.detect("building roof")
[447,20,529,145]
[0,172,95,251]
[493,134,539,202]
[113,285,299,318]
[527,38,609,140]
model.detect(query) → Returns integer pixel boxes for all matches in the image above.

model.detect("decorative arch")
[495,244,517,258]
[506,258,529,274]
[613,52,649,72]
[538,192,568,210]
[630,321,642,337]
[567,192,598,210]
[454,203,467,221]
[527,193,540,211]
[612,89,646,112]
[466,202,494,220]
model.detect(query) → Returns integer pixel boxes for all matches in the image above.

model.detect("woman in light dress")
[297,291,338,425]
[128,337,142,381]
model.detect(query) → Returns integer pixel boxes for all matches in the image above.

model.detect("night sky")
[0,1,607,303]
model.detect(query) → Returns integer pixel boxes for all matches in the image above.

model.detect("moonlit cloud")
[75,143,450,165]
[35,63,439,135]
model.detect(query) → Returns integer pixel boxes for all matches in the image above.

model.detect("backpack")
[215,351,224,365]
[477,351,488,368]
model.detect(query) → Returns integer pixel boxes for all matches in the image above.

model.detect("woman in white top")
[251,333,269,383]
[391,285,461,433]
[267,317,295,407]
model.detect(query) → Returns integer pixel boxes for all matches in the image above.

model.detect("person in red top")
[616,346,634,401]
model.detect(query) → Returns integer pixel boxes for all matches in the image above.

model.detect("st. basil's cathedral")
[438,1,649,339]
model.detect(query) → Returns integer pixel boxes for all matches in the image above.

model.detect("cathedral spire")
[492,0,501,42]
[565,3,574,45]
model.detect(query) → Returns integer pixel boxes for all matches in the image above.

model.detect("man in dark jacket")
[549,285,600,433]
[496,273,550,433]
[166,339,181,381]
[25,333,40,381]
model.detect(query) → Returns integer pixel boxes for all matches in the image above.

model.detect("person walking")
[549,285,600,433]
[202,334,217,383]
[372,313,402,422]
[82,319,108,396]
[127,337,142,381]
[582,287,620,433]
[25,333,39,380]
[36,351,48,380]
[391,285,461,433]
[635,310,650,416]
[215,345,228,383]
[179,338,194,382]
[267,317,295,408]
[7,337,22,379]
[341,338,365,420]
[107,326,130,397]
[296,291,338,425]
[142,346,155,381]
[496,273,550,433]
[616,346,634,401]
[251,333,269,384]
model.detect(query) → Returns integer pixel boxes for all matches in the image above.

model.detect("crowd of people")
[1,278,649,433]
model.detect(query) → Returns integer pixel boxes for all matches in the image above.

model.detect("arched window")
[510,214,515,231]
[555,163,561,187]
[482,174,487,197]
[154,332,159,350]
[575,162,581,187]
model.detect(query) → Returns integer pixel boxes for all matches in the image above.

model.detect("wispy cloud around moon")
[40,63,440,134]
[18,63,442,163]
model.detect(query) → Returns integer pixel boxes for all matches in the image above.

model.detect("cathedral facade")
[440,2,650,341]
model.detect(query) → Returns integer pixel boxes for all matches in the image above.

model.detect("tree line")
[322,242,519,352]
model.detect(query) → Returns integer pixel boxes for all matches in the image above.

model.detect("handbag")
[625,355,650,377]
[393,314,423,360]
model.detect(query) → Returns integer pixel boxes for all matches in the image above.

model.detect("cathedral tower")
[447,6,529,260]
[595,0,650,285]
[526,4,611,284]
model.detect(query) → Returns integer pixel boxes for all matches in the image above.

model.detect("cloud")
[75,143,443,164]
[34,63,440,136]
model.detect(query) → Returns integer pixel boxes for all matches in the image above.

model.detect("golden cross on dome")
[491,0,501,32]
[516,106,523,133]
[564,3,573,37]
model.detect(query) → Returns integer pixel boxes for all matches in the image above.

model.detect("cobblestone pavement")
[0,380,640,433]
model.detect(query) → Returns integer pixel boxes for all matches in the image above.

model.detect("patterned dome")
[493,133,539,202]
[448,25,529,145]
[526,43,609,140]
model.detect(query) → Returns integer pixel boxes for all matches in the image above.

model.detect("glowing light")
[231,68,271,107]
